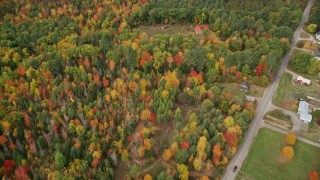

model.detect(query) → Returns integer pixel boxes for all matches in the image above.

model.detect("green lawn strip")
[300,118,320,142]
[237,128,320,180]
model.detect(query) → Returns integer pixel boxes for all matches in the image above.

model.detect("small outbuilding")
[298,101,313,123]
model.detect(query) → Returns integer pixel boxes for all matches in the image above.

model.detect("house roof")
[298,101,309,114]
[300,113,312,122]
[194,26,202,31]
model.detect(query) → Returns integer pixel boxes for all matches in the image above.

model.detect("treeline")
[129,0,305,39]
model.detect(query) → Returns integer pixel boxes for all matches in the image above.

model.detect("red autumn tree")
[139,51,152,67]
[173,52,184,67]
[235,71,242,79]
[181,141,190,149]
[224,131,238,147]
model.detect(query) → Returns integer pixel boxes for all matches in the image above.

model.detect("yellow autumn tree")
[282,146,294,160]
[164,71,180,90]
[177,164,189,180]
[285,132,296,145]
[193,136,207,171]
[223,116,235,127]
[144,174,153,180]
[138,146,145,157]
[162,149,172,161]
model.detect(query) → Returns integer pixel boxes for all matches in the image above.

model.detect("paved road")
[222,1,316,179]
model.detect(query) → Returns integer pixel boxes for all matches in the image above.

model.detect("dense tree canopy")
[0,0,309,179]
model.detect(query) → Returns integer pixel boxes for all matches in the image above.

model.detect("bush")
[307,24,317,33]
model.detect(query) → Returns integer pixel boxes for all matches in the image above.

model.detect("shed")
[298,101,309,114]
[299,113,313,123]
[246,95,255,102]
[298,101,313,123]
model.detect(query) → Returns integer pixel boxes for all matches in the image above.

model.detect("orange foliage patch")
[173,52,184,67]
[16,65,25,76]
[309,171,319,180]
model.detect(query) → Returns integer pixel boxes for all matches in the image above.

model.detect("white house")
[298,101,313,123]
[295,76,311,85]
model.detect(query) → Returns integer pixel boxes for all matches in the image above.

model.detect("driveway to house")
[223,1,315,179]
[265,104,308,133]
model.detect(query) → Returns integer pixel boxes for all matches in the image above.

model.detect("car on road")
[233,166,238,172]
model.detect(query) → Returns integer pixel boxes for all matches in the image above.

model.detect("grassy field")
[139,24,195,36]
[219,83,265,98]
[300,114,320,142]
[237,128,320,180]
[272,72,320,111]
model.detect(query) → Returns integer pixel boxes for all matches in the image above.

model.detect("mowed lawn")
[272,72,320,111]
[237,128,320,180]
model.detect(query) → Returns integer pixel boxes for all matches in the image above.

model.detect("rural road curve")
[223,0,316,179]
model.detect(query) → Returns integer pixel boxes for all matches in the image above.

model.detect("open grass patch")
[264,109,292,130]
[300,31,310,39]
[272,72,320,111]
[300,110,320,142]
[219,83,265,98]
[139,24,195,37]
[237,128,320,180]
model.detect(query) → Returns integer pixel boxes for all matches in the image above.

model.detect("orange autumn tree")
[212,143,222,166]
[309,171,319,180]
[282,146,294,160]
[140,108,151,121]
[162,149,172,161]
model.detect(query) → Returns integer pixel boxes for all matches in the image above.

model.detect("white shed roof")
[300,113,312,122]
[298,101,309,114]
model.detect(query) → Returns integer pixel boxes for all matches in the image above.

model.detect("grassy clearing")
[237,128,320,180]
[219,83,265,98]
[300,110,320,142]
[272,72,320,111]
[300,31,310,39]
[139,24,195,36]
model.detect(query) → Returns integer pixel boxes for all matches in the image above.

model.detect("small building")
[246,95,255,102]
[195,26,202,35]
[295,76,311,85]
[240,81,249,92]
[298,101,313,123]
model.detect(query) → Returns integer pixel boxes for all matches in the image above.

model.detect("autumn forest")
[0,0,309,179]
